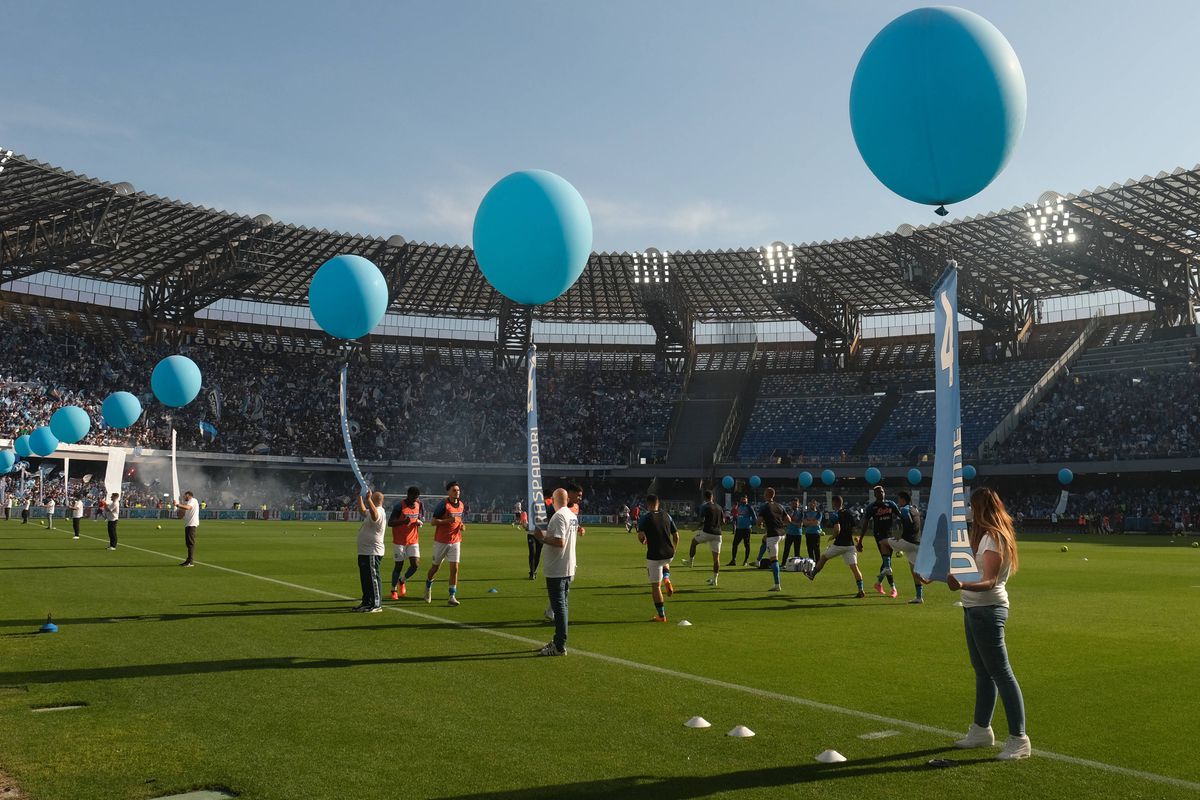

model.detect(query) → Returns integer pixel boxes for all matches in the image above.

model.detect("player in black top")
[805,495,866,597]
[861,485,902,597]
[684,490,726,587]
[756,487,791,592]
[637,494,679,621]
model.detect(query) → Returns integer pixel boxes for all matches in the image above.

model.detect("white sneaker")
[996,734,1031,760]
[423,586,432,604]
[954,723,995,749]
[447,595,460,607]
[767,585,782,592]
[680,558,691,566]
[544,607,555,621]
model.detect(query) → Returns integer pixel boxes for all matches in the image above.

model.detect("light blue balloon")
[749,475,762,489]
[798,471,813,489]
[308,254,389,339]
[963,464,977,481]
[907,468,923,486]
[102,392,143,429]
[151,355,203,408]
[721,475,735,490]
[1058,468,1074,486]
[50,406,91,444]
[0,450,14,473]
[29,426,59,457]
[850,6,1026,206]
[864,466,882,485]
[473,170,593,306]
[821,469,837,486]
[14,435,32,459]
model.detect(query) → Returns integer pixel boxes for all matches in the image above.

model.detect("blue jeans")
[545,576,571,652]
[358,555,383,608]
[963,605,1026,736]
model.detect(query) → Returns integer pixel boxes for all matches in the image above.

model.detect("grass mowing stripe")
[79,533,1200,794]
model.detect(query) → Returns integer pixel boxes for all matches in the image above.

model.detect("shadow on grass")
[0,564,168,570]
[431,748,989,799]
[310,617,631,633]
[0,605,350,629]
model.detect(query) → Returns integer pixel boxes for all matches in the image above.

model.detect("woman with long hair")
[948,486,1030,760]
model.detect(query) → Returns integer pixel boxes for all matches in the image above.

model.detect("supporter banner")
[198,421,218,442]
[527,345,547,532]
[915,263,980,583]
[104,449,126,501]
[338,364,370,496]
[1055,490,1069,516]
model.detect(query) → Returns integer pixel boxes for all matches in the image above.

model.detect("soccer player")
[625,502,640,533]
[512,499,523,529]
[756,487,790,592]
[68,495,84,539]
[45,498,56,530]
[800,498,823,561]
[805,495,865,597]
[353,489,386,612]
[637,494,678,622]
[104,493,119,549]
[684,490,724,586]
[889,490,924,604]
[729,494,756,566]
[388,486,423,599]
[861,485,901,597]
[174,490,200,566]
[4,495,11,522]
[782,497,805,562]
[533,488,578,656]
[425,481,466,606]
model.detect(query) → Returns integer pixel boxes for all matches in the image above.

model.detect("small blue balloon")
[1058,468,1074,486]
[749,475,762,489]
[821,469,837,486]
[721,475,735,490]
[29,426,59,457]
[50,406,91,444]
[308,254,389,340]
[798,471,813,489]
[473,170,593,306]
[151,355,203,408]
[102,392,143,429]
[864,466,882,485]
[14,435,32,459]
[0,450,14,473]
[850,7,1026,207]
[963,464,977,481]
[907,468,923,486]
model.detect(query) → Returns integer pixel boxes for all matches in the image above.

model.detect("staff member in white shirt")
[45,498,56,530]
[174,491,200,566]
[70,496,84,539]
[21,497,31,525]
[533,488,578,656]
[353,490,386,612]
[105,493,120,550]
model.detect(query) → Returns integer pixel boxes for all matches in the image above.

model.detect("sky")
[3,0,1198,254]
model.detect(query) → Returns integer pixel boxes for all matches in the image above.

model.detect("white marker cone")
[677,619,692,627]
[727,725,755,738]
[684,716,711,729]
[815,749,847,763]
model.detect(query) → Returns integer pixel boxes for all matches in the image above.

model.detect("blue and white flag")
[339,364,369,497]
[527,345,547,532]
[198,421,218,442]
[915,263,980,583]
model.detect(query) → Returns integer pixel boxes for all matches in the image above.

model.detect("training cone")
[684,716,711,729]
[677,619,692,627]
[727,725,755,738]
[39,615,58,634]
[815,749,847,763]
[487,588,499,593]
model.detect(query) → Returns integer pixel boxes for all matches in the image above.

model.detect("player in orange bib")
[424,481,467,606]
[388,486,423,599]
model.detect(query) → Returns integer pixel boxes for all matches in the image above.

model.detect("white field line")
[73,535,1200,793]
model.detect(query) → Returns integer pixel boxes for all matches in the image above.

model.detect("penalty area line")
[79,534,1200,794]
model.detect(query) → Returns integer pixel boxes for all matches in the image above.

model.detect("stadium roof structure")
[2,148,1198,362]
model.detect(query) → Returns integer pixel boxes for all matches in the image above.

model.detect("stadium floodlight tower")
[1028,191,1075,248]
[631,247,693,371]
[761,241,861,369]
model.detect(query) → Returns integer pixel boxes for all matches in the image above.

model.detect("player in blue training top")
[729,494,757,567]
[782,497,805,563]
[889,490,925,604]
[861,485,901,598]
[801,498,824,561]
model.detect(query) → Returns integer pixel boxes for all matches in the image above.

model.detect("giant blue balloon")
[721,475,735,490]
[29,426,59,457]
[14,435,32,459]
[102,392,143,429]
[850,7,1026,207]
[308,254,389,339]
[907,468,923,486]
[821,469,837,486]
[749,475,762,489]
[864,466,882,485]
[1058,468,1074,486]
[0,450,14,473]
[963,464,977,481]
[473,170,593,306]
[798,471,813,489]
[151,355,203,408]
[50,405,91,444]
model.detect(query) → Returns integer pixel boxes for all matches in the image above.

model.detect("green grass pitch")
[1,519,1197,799]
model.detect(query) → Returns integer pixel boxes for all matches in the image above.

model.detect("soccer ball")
[156,525,162,530]
[1060,545,1068,552]
[1192,541,1199,548]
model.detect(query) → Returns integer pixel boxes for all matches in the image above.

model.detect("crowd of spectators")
[1001,485,1200,532]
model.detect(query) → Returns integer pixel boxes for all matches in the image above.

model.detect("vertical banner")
[63,456,70,502]
[339,363,369,496]
[915,262,980,583]
[170,429,180,503]
[1055,490,1069,517]
[527,345,547,532]
[104,449,126,499]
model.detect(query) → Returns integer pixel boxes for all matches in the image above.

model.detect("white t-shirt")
[961,533,1011,608]
[71,500,84,519]
[46,501,55,515]
[105,501,120,522]
[22,499,31,511]
[182,498,200,528]
[356,505,386,556]
[541,507,579,579]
